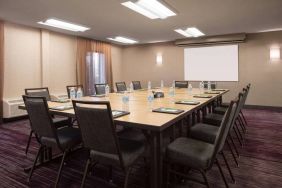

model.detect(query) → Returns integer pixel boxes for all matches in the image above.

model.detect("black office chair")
[24,87,71,155]
[220,84,251,108]
[203,81,217,89]
[25,87,51,101]
[116,82,127,92]
[94,83,106,95]
[220,84,251,132]
[66,85,84,98]
[132,81,142,90]
[166,100,237,188]
[23,95,81,187]
[203,89,248,147]
[175,81,188,88]
[214,89,248,126]
[188,96,242,182]
[72,100,146,188]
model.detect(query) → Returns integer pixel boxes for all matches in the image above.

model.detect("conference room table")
[21,87,228,188]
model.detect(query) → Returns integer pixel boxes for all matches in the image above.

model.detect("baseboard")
[2,115,28,123]
[244,105,282,112]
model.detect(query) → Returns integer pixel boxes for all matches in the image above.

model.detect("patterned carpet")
[0,109,282,188]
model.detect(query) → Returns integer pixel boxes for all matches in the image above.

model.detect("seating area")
[7,83,254,187]
[1,107,282,188]
[1,1,282,188]
[2,83,264,188]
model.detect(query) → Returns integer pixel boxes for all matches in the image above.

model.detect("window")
[85,52,106,95]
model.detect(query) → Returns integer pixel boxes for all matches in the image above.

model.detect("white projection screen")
[184,44,238,81]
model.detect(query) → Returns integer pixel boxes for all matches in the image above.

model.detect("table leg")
[208,103,212,113]
[197,110,201,122]
[149,131,164,188]
[178,120,183,137]
[150,132,158,188]
[192,112,196,125]
[156,132,163,188]
[186,115,191,137]
[202,106,207,117]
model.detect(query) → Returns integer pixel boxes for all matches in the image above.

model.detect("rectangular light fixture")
[121,0,176,19]
[156,53,163,65]
[175,27,205,38]
[38,18,90,32]
[107,36,138,44]
[270,47,280,62]
[174,29,192,37]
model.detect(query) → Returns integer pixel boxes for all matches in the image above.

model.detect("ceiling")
[1,0,282,45]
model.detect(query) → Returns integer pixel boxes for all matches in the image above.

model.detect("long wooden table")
[21,87,228,188]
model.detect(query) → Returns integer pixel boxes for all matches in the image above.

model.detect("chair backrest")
[203,81,216,89]
[25,87,51,101]
[230,93,244,128]
[237,90,247,113]
[95,84,106,95]
[116,82,127,92]
[132,81,142,90]
[72,100,123,166]
[242,84,251,106]
[66,85,84,98]
[175,81,188,88]
[22,95,56,140]
[211,100,237,162]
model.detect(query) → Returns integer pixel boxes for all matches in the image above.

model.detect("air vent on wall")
[175,33,246,46]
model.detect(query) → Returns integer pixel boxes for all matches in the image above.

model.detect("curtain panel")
[76,38,113,92]
[0,21,4,123]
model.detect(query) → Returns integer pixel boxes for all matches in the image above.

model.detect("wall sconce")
[270,47,280,62]
[156,53,163,65]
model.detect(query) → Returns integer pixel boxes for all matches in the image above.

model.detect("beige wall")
[48,32,77,93]
[121,32,282,107]
[111,45,123,83]
[3,23,42,98]
[3,23,77,98]
[122,42,183,87]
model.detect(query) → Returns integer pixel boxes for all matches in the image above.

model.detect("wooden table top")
[45,88,228,131]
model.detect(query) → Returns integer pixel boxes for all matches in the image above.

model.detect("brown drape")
[0,21,4,123]
[76,38,113,92]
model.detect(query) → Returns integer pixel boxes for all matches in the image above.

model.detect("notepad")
[212,89,226,91]
[50,105,73,111]
[90,94,106,97]
[175,100,200,105]
[204,91,220,94]
[112,110,130,118]
[152,107,184,114]
[51,99,70,103]
[136,88,147,91]
[193,94,213,98]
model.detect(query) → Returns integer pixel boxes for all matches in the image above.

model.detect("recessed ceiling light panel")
[107,36,138,44]
[174,29,192,37]
[122,1,159,19]
[121,0,176,19]
[38,18,90,32]
[186,27,205,37]
[175,27,205,38]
